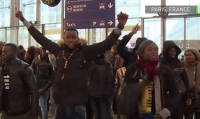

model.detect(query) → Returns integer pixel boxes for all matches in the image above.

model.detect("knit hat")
[185,48,200,60]
[137,40,157,56]
[133,37,148,51]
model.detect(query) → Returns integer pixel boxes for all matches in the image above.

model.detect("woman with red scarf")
[115,40,180,119]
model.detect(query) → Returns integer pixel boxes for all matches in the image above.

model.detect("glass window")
[144,18,162,53]
[30,25,42,47]
[44,24,61,30]
[186,17,200,50]
[0,29,5,42]
[165,18,184,57]
[45,34,61,43]
[31,37,41,47]
[7,28,17,44]
[166,0,200,15]
[19,0,36,26]
[115,0,160,18]
[89,28,106,45]
[0,0,11,27]
[113,18,141,26]
[18,27,29,49]
[77,29,89,42]
[40,1,61,24]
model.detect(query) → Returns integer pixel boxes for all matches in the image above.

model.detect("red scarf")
[136,56,160,81]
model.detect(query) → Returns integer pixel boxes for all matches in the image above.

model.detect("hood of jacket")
[162,41,181,59]
[57,38,88,47]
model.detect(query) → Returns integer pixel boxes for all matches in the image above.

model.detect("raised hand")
[15,11,25,22]
[132,24,140,34]
[117,12,128,26]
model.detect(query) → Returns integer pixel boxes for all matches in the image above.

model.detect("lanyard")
[61,48,78,80]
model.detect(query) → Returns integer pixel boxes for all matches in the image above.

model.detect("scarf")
[184,61,200,92]
[136,56,160,81]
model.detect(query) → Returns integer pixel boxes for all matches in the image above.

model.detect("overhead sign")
[65,0,115,29]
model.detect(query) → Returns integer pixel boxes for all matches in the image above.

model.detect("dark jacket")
[116,35,147,66]
[31,55,54,90]
[0,53,2,67]
[0,58,39,117]
[89,55,114,97]
[116,63,180,118]
[27,25,120,107]
[160,41,190,99]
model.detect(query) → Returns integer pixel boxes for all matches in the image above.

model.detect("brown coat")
[184,61,200,93]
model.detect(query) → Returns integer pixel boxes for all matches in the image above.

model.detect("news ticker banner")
[145,6,198,14]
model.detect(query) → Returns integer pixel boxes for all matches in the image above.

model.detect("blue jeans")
[55,104,86,119]
[49,87,57,116]
[142,113,154,119]
[39,91,49,119]
[90,97,112,119]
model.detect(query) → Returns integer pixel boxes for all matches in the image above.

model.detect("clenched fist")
[15,11,25,22]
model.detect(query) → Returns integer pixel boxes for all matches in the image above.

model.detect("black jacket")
[31,55,54,90]
[116,35,147,66]
[116,63,180,118]
[160,41,190,99]
[0,58,39,117]
[27,25,120,107]
[89,55,114,97]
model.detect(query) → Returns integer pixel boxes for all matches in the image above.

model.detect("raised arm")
[16,11,60,56]
[116,24,140,59]
[85,12,128,59]
[22,65,39,118]
[116,34,133,59]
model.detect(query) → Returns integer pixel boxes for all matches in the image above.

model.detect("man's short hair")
[4,43,18,52]
[64,28,79,36]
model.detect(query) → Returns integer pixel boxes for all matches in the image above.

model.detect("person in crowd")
[115,40,180,119]
[24,46,38,64]
[35,47,41,57]
[0,41,5,66]
[104,40,120,64]
[47,50,57,71]
[17,45,26,61]
[89,54,114,119]
[0,43,39,119]
[16,11,128,119]
[109,24,141,115]
[183,48,200,119]
[0,41,4,50]
[31,47,54,119]
[46,50,57,118]
[116,24,146,66]
[104,40,123,115]
[160,41,191,119]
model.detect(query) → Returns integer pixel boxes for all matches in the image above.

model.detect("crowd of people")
[0,11,199,119]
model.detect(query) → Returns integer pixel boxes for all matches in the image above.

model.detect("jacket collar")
[4,58,19,69]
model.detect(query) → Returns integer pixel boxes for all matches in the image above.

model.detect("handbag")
[117,69,144,116]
